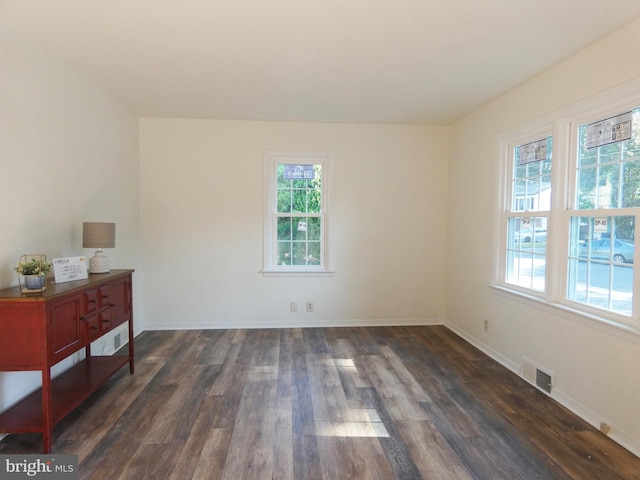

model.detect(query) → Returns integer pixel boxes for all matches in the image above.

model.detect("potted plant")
[15,255,53,291]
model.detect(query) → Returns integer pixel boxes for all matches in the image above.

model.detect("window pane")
[506,136,551,292]
[308,188,322,214]
[277,163,323,214]
[277,242,292,266]
[292,242,320,266]
[307,242,321,265]
[576,108,640,210]
[505,216,547,291]
[622,158,640,207]
[308,217,321,241]
[577,167,597,209]
[567,216,634,315]
[292,216,307,240]
[291,189,307,213]
[512,137,552,214]
[266,152,330,272]
[277,217,292,241]
[513,179,526,211]
[277,189,292,213]
[276,216,322,265]
[292,242,306,265]
[599,143,620,164]
[276,164,288,186]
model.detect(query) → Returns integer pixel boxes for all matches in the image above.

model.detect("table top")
[0,269,134,301]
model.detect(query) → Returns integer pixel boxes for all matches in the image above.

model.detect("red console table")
[0,269,134,453]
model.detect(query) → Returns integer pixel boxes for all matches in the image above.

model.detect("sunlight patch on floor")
[315,409,389,438]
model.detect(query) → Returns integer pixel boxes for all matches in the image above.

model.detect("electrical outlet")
[290,301,297,313]
[114,332,121,350]
[306,301,314,312]
[483,319,489,332]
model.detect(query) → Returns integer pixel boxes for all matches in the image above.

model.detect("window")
[566,108,640,317]
[499,99,640,331]
[263,151,333,275]
[504,135,552,292]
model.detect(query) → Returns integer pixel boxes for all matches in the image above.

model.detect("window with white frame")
[566,108,640,317]
[500,99,640,331]
[504,135,552,292]
[263,150,333,275]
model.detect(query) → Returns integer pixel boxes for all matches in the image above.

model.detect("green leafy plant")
[15,257,53,276]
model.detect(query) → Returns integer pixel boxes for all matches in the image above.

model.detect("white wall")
[139,118,449,329]
[0,26,139,418]
[447,18,640,456]
[5,7,640,459]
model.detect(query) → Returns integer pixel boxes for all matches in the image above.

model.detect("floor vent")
[522,357,553,394]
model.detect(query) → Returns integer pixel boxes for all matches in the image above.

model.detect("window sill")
[489,284,640,343]
[262,269,335,278]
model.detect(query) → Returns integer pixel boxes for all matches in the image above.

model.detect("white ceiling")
[3,0,640,125]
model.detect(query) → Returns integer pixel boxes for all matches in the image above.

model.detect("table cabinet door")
[83,288,99,315]
[109,276,131,327]
[48,294,83,364]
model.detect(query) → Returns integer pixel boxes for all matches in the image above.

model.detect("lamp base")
[88,250,110,274]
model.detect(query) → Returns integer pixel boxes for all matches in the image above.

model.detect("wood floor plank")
[330,337,374,389]
[250,328,281,367]
[143,364,220,444]
[396,420,474,480]
[361,354,429,422]
[276,329,295,398]
[188,428,232,480]
[290,335,323,480]
[78,383,179,479]
[167,395,226,480]
[272,396,294,480]
[357,387,425,480]
[220,367,278,480]
[194,329,233,365]
[56,356,167,461]
[306,353,355,424]
[379,345,432,403]
[120,443,183,480]
[2,325,639,480]
[208,341,244,397]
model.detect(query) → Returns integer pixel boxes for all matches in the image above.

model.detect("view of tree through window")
[276,163,323,266]
[567,108,640,316]
[500,100,640,330]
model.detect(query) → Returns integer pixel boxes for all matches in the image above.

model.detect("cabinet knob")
[80,316,87,321]
[90,326,98,331]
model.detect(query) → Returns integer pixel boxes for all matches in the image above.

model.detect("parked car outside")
[515,229,547,243]
[579,238,635,263]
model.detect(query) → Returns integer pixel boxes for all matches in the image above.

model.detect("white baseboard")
[551,387,640,458]
[444,321,640,459]
[142,317,444,331]
[444,322,520,373]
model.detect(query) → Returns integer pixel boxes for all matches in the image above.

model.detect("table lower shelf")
[0,355,130,433]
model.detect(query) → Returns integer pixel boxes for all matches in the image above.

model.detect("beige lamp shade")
[83,222,116,248]
[83,222,115,273]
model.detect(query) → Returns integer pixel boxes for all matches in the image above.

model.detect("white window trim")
[495,79,640,337]
[498,124,554,296]
[262,150,335,277]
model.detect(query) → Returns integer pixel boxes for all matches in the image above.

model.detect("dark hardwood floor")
[1,326,639,479]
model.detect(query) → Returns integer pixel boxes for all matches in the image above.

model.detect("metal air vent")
[522,356,554,394]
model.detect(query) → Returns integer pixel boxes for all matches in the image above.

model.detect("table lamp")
[83,222,116,273]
